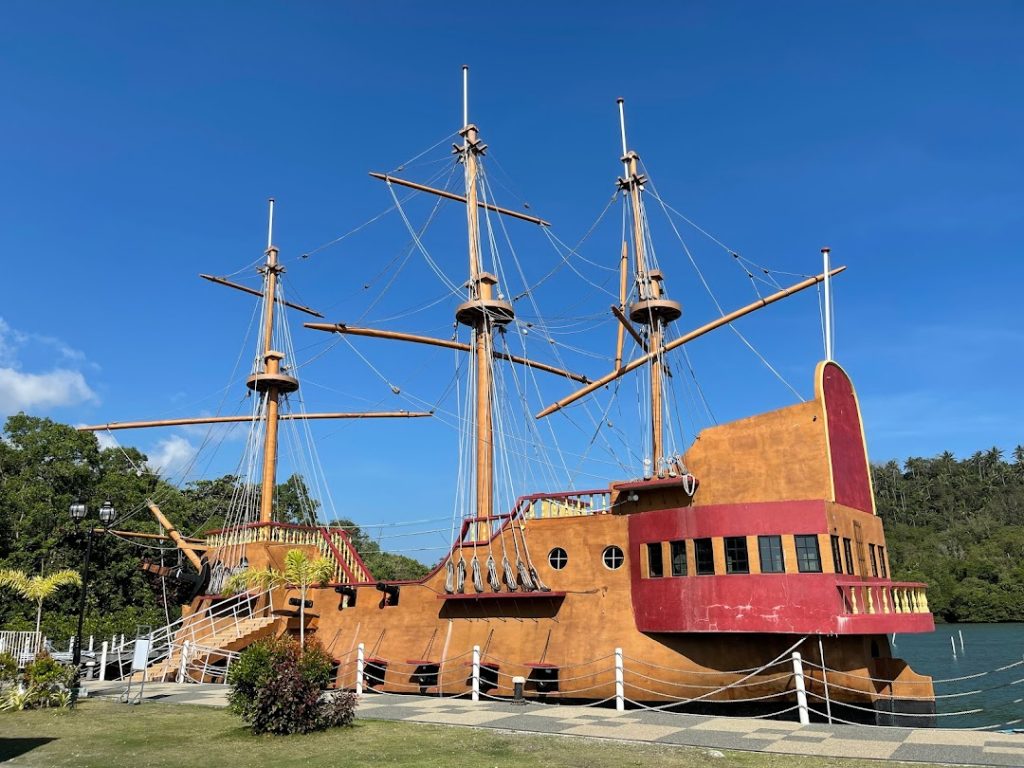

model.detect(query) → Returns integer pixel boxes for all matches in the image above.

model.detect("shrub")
[227,636,356,735]
[0,652,17,686]
[0,652,77,711]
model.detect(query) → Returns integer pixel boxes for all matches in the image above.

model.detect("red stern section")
[822,362,875,514]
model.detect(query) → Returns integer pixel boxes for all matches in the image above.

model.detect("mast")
[249,199,299,524]
[617,99,681,475]
[454,66,513,532]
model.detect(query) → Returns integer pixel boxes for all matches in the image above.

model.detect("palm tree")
[0,568,82,639]
[225,549,334,646]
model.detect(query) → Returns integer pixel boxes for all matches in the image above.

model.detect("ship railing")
[204,522,373,585]
[518,489,613,520]
[835,580,930,616]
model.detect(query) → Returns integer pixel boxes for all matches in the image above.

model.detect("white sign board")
[131,638,152,672]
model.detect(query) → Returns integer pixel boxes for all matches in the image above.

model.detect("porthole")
[548,547,568,570]
[602,545,624,570]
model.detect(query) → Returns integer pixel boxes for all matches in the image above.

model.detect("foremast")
[248,200,299,523]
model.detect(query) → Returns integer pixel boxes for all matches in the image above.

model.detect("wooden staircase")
[144,614,279,683]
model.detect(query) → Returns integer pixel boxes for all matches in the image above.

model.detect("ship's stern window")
[548,547,568,570]
[842,537,855,575]
[670,540,687,576]
[795,535,822,573]
[724,537,749,574]
[878,546,888,578]
[830,535,843,574]
[694,538,715,575]
[758,535,785,573]
[602,545,624,570]
[646,542,664,578]
[869,544,879,577]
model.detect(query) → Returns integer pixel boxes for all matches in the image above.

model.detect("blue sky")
[2,2,1022,557]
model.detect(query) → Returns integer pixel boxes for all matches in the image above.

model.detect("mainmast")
[617,99,681,475]
[249,199,299,523]
[455,66,514,530]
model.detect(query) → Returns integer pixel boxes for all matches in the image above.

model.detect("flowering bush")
[227,636,357,735]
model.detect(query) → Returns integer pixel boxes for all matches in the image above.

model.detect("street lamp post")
[70,500,116,701]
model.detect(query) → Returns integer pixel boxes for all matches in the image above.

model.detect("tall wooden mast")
[617,100,682,475]
[249,199,299,523]
[455,66,514,530]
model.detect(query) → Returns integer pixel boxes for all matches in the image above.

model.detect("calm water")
[892,623,1024,729]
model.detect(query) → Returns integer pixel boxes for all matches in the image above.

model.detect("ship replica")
[81,69,935,725]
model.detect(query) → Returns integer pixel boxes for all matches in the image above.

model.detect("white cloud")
[145,434,197,478]
[0,367,97,415]
[0,317,98,417]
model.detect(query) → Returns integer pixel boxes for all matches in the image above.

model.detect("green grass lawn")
[0,701,932,768]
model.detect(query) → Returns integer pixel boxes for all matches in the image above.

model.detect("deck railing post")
[472,645,480,702]
[99,641,108,681]
[356,643,364,696]
[615,647,625,712]
[178,640,191,683]
[792,651,809,725]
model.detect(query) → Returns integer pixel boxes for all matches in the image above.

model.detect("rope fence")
[103,617,1024,731]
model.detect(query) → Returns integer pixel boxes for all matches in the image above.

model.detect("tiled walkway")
[83,682,1024,766]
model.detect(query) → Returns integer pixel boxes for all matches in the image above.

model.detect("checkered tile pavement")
[83,683,1024,766]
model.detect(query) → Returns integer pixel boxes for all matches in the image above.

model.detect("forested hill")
[874,447,1024,623]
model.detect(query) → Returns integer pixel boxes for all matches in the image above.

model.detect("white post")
[817,636,832,725]
[472,645,480,702]
[822,247,832,361]
[356,643,364,696]
[951,636,957,657]
[178,640,191,683]
[615,647,625,712]
[99,641,108,681]
[68,636,75,653]
[88,635,94,652]
[792,651,809,725]
[267,198,275,250]
[119,634,125,652]
[462,65,469,128]
[959,629,965,653]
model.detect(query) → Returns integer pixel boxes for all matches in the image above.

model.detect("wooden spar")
[368,173,550,227]
[464,122,493,530]
[536,267,847,419]
[611,305,647,352]
[76,411,432,432]
[303,323,589,383]
[614,241,629,368]
[199,274,324,318]
[145,501,204,570]
[258,242,283,525]
[100,528,205,543]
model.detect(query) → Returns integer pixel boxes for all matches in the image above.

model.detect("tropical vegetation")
[0,568,81,635]
[225,549,335,644]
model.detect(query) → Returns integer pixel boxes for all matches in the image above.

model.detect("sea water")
[893,623,1024,729]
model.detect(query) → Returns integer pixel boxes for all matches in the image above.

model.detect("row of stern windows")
[640,534,891,579]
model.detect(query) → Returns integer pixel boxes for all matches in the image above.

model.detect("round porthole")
[548,547,568,570]
[602,545,624,570]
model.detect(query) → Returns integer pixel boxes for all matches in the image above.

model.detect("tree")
[0,568,81,636]
[226,549,334,646]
